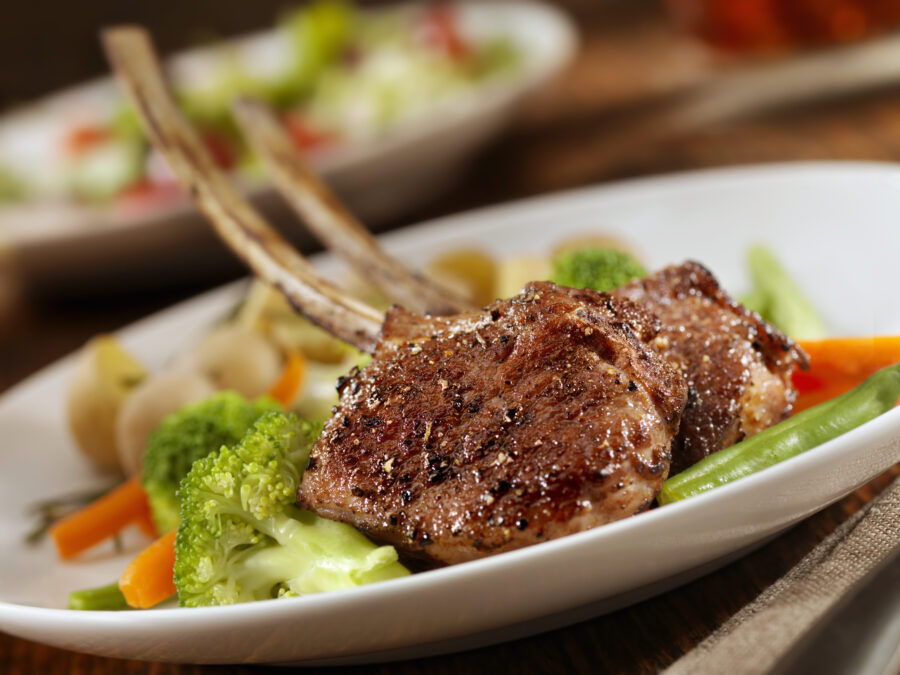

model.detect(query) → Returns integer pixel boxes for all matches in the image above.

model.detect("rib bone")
[101,27,383,353]
[231,97,474,316]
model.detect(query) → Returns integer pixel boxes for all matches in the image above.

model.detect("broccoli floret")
[141,392,282,533]
[174,411,408,607]
[550,247,647,292]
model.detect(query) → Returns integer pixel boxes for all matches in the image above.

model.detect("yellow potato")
[494,257,552,299]
[426,249,498,307]
[66,335,147,474]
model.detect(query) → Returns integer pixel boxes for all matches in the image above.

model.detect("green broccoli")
[550,247,647,292]
[174,411,408,607]
[141,392,282,533]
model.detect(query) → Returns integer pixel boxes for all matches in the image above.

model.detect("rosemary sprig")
[25,485,118,545]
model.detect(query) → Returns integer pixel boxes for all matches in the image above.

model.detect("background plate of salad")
[0,1,576,289]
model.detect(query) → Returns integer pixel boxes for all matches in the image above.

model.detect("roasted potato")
[66,335,147,473]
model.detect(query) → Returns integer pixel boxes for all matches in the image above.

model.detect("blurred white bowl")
[0,1,577,290]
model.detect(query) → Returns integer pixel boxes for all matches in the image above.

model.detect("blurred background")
[4,0,900,388]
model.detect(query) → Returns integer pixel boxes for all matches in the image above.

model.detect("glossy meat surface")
[613,261,808,473]
[299,282,688,565]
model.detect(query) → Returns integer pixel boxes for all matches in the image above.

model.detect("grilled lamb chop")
[300,282,687,565]
[613,261,808,473]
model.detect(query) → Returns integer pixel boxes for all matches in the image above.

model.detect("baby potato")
[66,335,147,474]
[176,324,283,399]
[426,249,498,307]
[115,371,216,477]
[494,257,552,299]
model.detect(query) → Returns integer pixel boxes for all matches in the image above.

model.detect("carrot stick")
[793,336,900,412]
[118,529,177,609]
[134,501,158,540]
[797,336,900,377]
[49,476,151,559]
[268,353,306,407]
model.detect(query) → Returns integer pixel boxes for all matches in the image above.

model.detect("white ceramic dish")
[0,162,898,665]
[0,1,576,288]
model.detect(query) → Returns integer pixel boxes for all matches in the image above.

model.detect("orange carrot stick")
[134,501,159,540]
[793,336,900,412]
[268,353,306,407]
[119,529,178,609]
[797,336,900,378]
[49,476,151,559]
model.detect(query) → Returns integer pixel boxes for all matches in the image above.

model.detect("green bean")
[745,245,826,340]
[658,362,900,505]
[68,581,130,611]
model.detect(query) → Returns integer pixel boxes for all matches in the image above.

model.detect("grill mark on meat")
[300,282,688,565]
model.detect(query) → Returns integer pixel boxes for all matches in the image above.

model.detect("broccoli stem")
[68,581,131,611]
[251,508,409,595]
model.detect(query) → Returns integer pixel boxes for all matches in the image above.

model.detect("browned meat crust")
[299,282,688,565]
[613,261,808,473]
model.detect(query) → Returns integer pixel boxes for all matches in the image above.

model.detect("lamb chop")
[102,27,689,564]
[302,284,687,564]
[612,263,807,473]
[228,97,808,474]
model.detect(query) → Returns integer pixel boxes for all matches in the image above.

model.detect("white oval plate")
[0,163,898,665]
[0,1,576,287]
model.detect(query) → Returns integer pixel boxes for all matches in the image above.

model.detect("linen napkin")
[664,473,900,675]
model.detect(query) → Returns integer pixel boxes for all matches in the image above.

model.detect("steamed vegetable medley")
[49,240,900,610]
[0,1,518,207]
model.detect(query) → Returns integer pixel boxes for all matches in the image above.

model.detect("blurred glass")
[666,0,900,52]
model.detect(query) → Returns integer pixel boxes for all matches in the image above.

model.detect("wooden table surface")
[2,3,900,673]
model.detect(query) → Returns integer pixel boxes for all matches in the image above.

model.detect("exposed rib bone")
[101,27,383,353]
[231,97,474,316]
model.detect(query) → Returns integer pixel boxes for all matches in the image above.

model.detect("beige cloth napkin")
[664,474,900,675]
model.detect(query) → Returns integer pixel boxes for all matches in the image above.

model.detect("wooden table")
[2,3,899,673]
